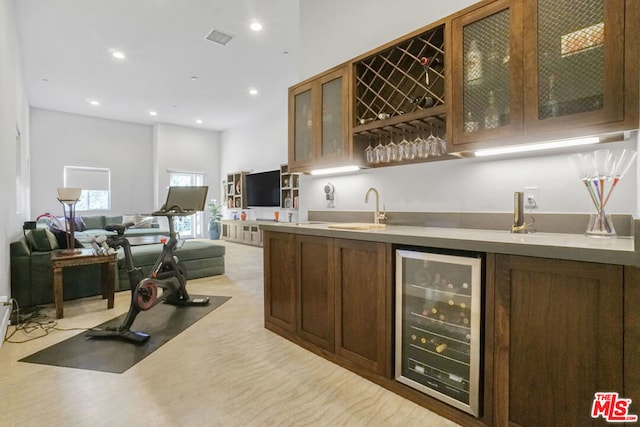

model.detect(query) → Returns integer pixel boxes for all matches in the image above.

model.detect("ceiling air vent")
[205,29,234,46]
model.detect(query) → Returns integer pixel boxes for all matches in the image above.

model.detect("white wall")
[29,113,222,236]
[220,98,288,174]
[30,108,154,217]
[1,0,30,299]
[296,0,639,219]
[301,138,638,215]
[299,0,476,80]
[152,123,221,233]
[220,95,289,220]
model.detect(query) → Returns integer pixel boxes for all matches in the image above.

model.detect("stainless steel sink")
[327,223,387,230]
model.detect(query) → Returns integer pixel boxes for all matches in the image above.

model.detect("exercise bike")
[86,186,210,343]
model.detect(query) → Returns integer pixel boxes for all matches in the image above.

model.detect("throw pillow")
[122,214,137,227]
[47,216,67,231]
[82,216,105,230]
[104,215,123,227]
[74,215,87,231]
[49,228,84,249]
[26,228,59,252]
[131,216,154,229]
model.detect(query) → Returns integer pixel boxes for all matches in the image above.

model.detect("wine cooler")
[395,249,482,417]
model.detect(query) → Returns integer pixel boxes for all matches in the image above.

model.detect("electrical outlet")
[524,186,539,209]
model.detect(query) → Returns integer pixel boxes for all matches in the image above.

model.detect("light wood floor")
[0,241,459,427]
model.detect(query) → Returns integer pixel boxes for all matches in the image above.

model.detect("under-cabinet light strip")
[309,165,360,176]
[474,136,600,157]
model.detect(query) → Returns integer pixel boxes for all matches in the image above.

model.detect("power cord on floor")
[4,299,89,344]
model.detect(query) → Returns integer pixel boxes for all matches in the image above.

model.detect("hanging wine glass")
[365,136,374,164]
[409,129,420,160]
[413,128,425,159]
[374,135,385,164]
[426,124,439,157]
[387,133,399,162]
[437,128,447,155]
[398,128,410,161]
[420,127,430,158]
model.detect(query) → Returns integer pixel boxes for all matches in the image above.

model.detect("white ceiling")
[15,0,300,131]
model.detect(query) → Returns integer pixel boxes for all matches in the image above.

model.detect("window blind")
[64,166,110,191]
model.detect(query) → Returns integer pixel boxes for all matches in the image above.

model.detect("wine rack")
[355,25,445,127]
[353,25,450,164]
[395,249,482,417]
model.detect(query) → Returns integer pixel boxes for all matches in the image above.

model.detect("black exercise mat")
[20,295,230,373]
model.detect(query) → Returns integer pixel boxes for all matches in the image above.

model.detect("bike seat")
[105,222,135,236]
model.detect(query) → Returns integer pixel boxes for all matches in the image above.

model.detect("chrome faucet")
[365,187,386,224]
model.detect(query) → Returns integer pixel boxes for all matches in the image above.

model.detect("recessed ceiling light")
[87,99,100,106]
[195,119,203,124]
[190,76,199,81]
[248,88,258,96]
[250,21,263,31]
[111,50,126,60]
[149,111,158,116]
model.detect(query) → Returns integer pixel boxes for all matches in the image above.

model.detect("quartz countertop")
[259,222,637,267]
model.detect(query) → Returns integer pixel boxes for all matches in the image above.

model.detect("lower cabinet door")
[263,231,296,332]
[297,235,335,351]
[494,255,623,427]
[334,239,389,376]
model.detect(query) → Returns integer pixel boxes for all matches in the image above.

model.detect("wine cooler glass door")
[395,249,482,417]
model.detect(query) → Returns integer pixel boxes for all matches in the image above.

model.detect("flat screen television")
[246,170,280,207]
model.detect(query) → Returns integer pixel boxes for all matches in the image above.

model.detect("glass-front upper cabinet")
[319,69,349,161]
[451,0,629,148]
[450,0,523,146]
[289,83,314,169]
[288,66,350,172]
[523,0,624,130]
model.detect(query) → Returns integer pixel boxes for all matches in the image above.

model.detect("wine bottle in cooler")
[429,337,448,354]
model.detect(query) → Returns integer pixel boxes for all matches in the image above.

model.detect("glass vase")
[586,211,615,238]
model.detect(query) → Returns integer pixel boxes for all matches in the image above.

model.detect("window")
[169,171,205,238]
[64,166,111,211]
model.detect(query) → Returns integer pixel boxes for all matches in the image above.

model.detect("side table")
[50,248,117,319]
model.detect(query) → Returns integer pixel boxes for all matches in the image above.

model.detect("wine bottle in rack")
[410,95,435,109]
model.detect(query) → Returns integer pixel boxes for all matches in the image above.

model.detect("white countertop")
[260,222,638,266]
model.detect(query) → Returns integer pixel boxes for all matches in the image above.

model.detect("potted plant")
[208,200,223,240]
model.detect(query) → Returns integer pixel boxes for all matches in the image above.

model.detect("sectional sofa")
[10,214,225,308]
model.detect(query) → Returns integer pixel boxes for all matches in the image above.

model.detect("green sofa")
[73,214,168,244]
[10,216,226,308]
